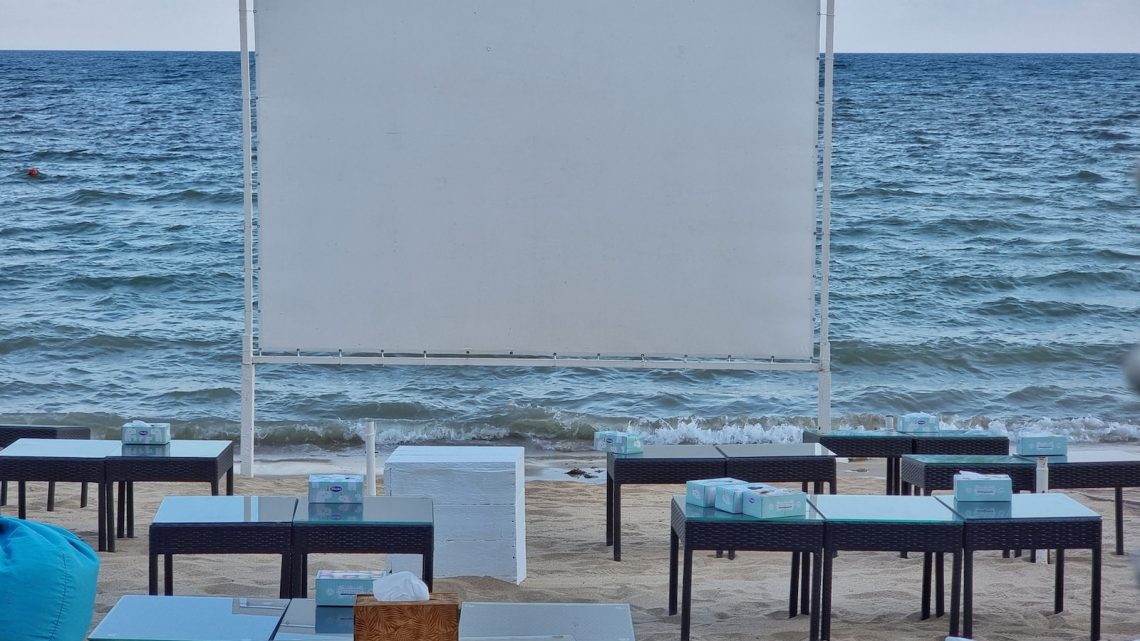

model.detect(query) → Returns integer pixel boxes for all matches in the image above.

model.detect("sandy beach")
[6,447,1139,641]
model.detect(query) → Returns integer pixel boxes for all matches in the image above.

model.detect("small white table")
[384,446,526,583]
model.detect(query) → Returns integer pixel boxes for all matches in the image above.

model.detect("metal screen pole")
[817,0,835,433]
[239,0,256,476]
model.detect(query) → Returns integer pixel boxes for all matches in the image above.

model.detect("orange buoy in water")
[26,168,40,177]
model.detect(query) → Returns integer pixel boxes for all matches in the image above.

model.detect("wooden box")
[354,593,459,641]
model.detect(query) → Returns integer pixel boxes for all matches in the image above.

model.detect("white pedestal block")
[383,446,526,584]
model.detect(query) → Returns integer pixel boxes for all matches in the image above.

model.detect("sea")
[2,51,1139,461]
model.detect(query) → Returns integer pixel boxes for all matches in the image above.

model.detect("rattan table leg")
[789,552,801,617]
[921,553,932,619]
[1,479,6,505]
[962,549,973,639]
[1091,541,1101,641]
[148,552,158,595]
[949,551,961,637]
[1054,548,1065,612]
[681,545,694,641]
[800,552,811,613]
[886,458,895,495]
[613,481,622,561]
[1114,487,1123,555]
[126,482,135,538]
[821,548,833,641]
[104,481,115,552]
[47,480,56,511]
[605,475,614,547]
[279,553,291,599]
[810,550,823,641]
[117,481,126,538]
[81,481,88,508]
[668,530,679,615]
[17,481,26,518]
[935,552,945,617]
[164,554,174,595]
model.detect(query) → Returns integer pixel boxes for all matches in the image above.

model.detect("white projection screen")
[254,0,821,360]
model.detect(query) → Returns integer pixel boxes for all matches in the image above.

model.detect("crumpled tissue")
[371,571,429,601]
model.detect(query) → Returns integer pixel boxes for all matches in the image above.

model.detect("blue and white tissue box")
[952,501,1012,520]
[685,478,747,507]
[315,570,387,606]
[741,486,808,519]
[120,443,171,457]
[953,471,1012,502]
[897,412,940,433]
[121,420,172,444]
[308,474,364,504]
[593,431,644,454]
[314,605,356,632]
[593,431,621,451]
[308,502,365,522]
[1016,433,1067,456]
[714,483,776,514]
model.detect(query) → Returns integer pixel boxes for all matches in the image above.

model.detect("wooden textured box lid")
[354,593,460,641]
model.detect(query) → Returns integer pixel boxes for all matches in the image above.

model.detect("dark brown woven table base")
[822,522,963,641]
[962,518,1101,641]
[0,424,92,510]
[669,498,825,641]
[148,522,293,597]
[607,454,726,561]
[291,523,435,597]
[0,456,110,551]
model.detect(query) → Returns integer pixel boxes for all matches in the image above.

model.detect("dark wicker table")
[669,495,825,641]
[607,445,726,561]
[149,495,298,597]
[291,496,435,596]
[803,429,1010,495]
[717,443,838,494]
[1041,450,1140,556]
[937,494,1102,641]
[106,439,236,539]
[0,424,92,509]
[0,438,120,551]
[900,454,1037,496]
[802,430,913,494]
[810,495,963,641]
[902,450,1139,556]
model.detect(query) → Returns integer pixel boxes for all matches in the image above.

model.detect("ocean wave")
[1057,170,1107,183]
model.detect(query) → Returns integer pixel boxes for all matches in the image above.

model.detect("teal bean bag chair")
[0,517,100,641]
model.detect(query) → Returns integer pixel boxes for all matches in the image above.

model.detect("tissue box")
[316,570,387,606]
[308,502,365,522]
[741,486,808,519]
[685,478,748,507]
[593,431,643,454]
[121,420,172,444]
[612,433,644,454]
[953,472,1013,502]
[897,413,939,433]
[315,606,356,633]
[714,483,775,514]
[952,501,1013,519]
[1016,433,1067,456]
[308,474,365,504]
[120,443,171,457]
[354,593,459,641]
[593,430,620,451]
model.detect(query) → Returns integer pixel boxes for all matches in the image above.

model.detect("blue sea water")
[1,51,1139,450]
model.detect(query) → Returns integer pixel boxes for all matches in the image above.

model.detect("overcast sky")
[1,0,1137,53]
